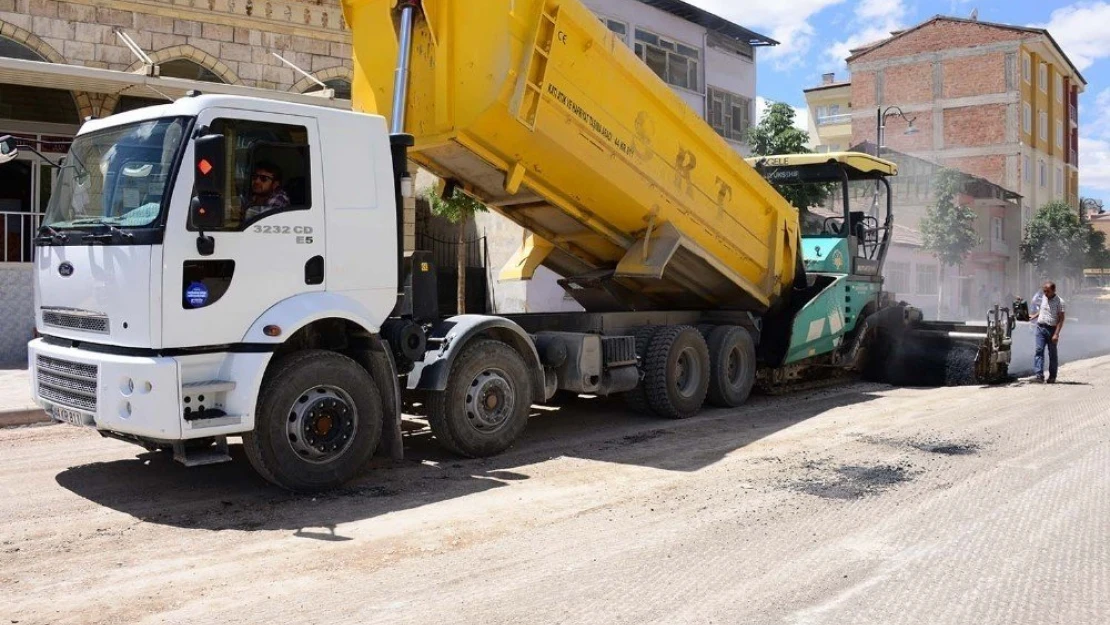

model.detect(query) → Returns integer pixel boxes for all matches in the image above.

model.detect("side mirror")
[193,134,226,195]
[190,194,224,231]
[0,135,18,165]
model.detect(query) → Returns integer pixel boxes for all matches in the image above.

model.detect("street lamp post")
[876,106,919,156]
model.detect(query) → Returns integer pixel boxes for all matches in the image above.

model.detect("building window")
[1057,167,1063,194]
[634,29,700,92]
[1023,53,1031,83]
[1023,102,1032,134]
[916,264,939,296]
[1024,155,1031,182]
[1056,74,1064,102]
[991,217,1004,241]
[1039,160,1046,187]
[1039,63,1048,92]
[707,32,753,62]
[1039,110,1048,141]
[708,87,751,142]
[1057,120,1064,148]
[816,104,848,126]
[886,261,910,293]
[597,16,629,43]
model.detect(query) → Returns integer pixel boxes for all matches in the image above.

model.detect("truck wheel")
[643,325,710,419]
[427,339,533,458]
[622,326,658,414]
[705,325,756,408]
[243,350,383,492]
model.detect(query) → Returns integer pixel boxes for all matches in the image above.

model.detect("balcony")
[1069,103,1078,123]
[817,113,852,126]
[1070,149,1078,165]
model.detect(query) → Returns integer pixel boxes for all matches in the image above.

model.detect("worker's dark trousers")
[1034,323,1059,380]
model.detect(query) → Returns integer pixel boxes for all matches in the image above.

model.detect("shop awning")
[0,57,350,110]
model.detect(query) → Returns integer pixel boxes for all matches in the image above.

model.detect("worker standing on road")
[1030,281,1066,384]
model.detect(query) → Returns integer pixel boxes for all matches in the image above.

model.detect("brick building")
[843,15,1086,305]
[0,0,353,365]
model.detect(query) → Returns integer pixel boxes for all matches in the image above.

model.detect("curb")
[0,408,52,428]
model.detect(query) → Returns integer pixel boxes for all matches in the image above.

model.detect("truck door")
[161,109,325,348]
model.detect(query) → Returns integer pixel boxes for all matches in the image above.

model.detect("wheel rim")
[464,368,516,434]
[286,385,359,464]
[674,347,702,398]
[726,346,742,386]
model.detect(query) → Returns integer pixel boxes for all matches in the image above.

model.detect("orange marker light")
[263,325,282,337]
[198,159,213,175]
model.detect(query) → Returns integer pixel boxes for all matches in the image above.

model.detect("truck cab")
[24,95,399,478]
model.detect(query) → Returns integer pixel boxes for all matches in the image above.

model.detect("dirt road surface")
[3,356,1109,625]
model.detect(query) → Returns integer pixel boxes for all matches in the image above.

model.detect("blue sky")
[687,0,1110,199]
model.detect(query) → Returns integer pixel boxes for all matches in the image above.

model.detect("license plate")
[51,405,94,427]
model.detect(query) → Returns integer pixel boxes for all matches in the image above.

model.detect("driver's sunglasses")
[251,173,275,182]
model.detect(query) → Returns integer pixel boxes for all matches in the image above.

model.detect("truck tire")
[427,339,534,458]
[243,350,383,492]
[705,325,756,408]
[643,325,710,419]
[622,326,659,414]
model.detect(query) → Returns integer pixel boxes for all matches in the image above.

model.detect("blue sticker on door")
[186,281,209,308]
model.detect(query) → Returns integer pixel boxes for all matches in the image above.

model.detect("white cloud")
[1030,2,1110,72]
[824,0,908,68]
[1079,89,1110,195]
[686,0,847,68]
[1079,137,1110,194]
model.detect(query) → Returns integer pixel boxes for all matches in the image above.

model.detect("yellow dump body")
[343,0,800,313]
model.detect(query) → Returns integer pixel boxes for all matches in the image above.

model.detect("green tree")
[425,186,488,314]
[1088,227,1110,269]
[920,169,982,316]
[1020,201,1090,282]
[747,101,829,217]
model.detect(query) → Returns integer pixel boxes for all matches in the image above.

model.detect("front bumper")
[30,339,183,440]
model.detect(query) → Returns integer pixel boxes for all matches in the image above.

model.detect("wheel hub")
[286,386,359,464]
[674,348,701,398]
[464,369,515,433]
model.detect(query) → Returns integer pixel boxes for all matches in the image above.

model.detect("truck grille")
[42,308,109,334]
[36,355,98,413]
[602,336,638,368]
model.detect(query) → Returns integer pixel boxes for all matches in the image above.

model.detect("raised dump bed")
[344,0,801,314]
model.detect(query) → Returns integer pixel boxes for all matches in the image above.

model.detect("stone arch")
[112,45,241,115]
[125,44,241,85]
[0,20,66,64]
[0,20,82,122]
[291,65,353,98]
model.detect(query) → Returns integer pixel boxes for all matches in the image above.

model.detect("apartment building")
[477,0,777,314]
[844,15,1086,304]
[804,72,852,153]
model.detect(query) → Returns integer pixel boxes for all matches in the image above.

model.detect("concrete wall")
[0,264,32,366]
[473,212,583,315]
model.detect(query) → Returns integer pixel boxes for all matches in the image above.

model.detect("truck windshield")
[42,117,189,230]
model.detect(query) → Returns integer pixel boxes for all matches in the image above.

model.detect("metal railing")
[817,113,852,126]
[0,211,43,263]
[415,232,488,271]
[1069,104,1078,121]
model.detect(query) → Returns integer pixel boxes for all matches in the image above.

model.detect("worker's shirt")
[1033,293,1066,326]
[243,189,291,221]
